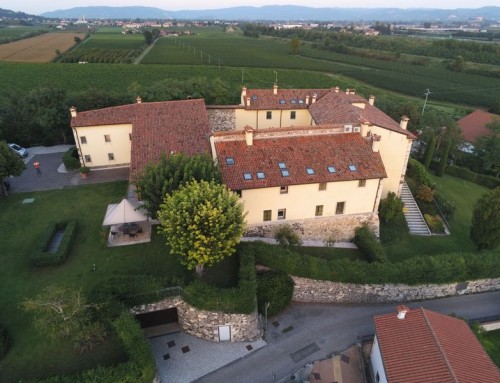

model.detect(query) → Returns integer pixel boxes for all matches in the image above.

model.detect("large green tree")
[158,180,246,276]
[136,153,221,218]
[0,141,26,196]
[474,119,500,178]
[470,188,500,250]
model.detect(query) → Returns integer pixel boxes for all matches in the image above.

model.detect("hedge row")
[184,246,257,314]
[30,221,78,267]
[21,313,156,383]
[445,165,500,189]
[251,241,500,285]
[62,147,80,171]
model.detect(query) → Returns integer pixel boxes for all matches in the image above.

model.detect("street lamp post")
[264,302,270,335]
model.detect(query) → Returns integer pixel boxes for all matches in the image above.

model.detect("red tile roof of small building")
[373,307,500,383]
[457,110,499,144]
[71,100,211,180]
[214,128,386,191]
[242,88,330,110]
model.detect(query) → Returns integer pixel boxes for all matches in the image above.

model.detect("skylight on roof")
[279,99,286,104]
[328,166,336,173]
[298,99,304,104]
[226,157,235,165]
[243,172,252,180]
[278,162,287,169]
[291,99,297,104]
[257,172,265,179]
[251,95,258,100]
[349,165,357,172]
[306,167,315,175]
[281,169,290,177]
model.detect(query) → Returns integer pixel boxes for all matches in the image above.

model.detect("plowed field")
[0,32,85,62]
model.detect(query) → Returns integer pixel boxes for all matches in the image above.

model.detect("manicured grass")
[0,182,191,382]
[385,173,492,261]
[481,329,500,368]
[295,246,363,261]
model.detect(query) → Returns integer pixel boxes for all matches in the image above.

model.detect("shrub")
[30,220,78,267]
[434,193,456,221]
[378,192,409,244]
[353,225,387,263]
[62,147,80,170]
[0,325,11,361]
[416,185,434,202]
[424,214,445,234]
[407,158,434,187]
[274,224,302,246]
[446,165,500,189]
[256,270,294,317]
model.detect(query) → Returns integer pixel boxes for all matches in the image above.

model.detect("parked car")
[8,143,28,158]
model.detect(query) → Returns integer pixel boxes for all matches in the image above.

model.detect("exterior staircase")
[400,182,431,236]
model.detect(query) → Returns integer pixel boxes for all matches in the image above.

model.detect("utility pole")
[264,302,270,335]
[241,68,244,83]
[422,88,431,116]
[274,70,278,85]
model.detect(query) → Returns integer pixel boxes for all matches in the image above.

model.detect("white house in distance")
[70,85,415,241]
[370,306,500,383]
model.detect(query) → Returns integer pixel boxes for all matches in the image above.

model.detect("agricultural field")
[141,27,500,108]
[0,32,84,62]
[60,30,146,63]
[0,26,49,43]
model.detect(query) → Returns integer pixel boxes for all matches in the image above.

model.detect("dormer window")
[243,172,252,180]
[226,157,235,165]
[328,166,336,173]
[349,165,357,172]
[306,167,315,175]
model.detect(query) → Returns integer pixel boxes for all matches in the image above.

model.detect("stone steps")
[401,182,431,236]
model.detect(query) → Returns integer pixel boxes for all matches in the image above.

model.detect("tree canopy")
[158,180,246,276]
[135,153,221,219]
[470,188,500,250]
[0,141,26,196]
[474,119,500,178]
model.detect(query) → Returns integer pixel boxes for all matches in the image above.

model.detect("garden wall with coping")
[131,296,259,342]
[245,212,380,242]
[291,276,500,304]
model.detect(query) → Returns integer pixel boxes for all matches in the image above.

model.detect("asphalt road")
[198,291,500,383]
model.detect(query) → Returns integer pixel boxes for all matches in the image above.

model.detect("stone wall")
[131,296,260,342]
[244,213,379,242]
[207,108,236,132]
[292,276,500,304]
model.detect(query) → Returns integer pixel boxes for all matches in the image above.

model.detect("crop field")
[0,26,49,42]
[0,32,84,62]
[141,28,500,108]
[60,31,145,63]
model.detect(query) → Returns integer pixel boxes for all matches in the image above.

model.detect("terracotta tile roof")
[309,91,416,139]
[71,100,211,180]
[242,88,330,110]
[373,307,500,383]
[215,129,386,191]
[457,110,499,144]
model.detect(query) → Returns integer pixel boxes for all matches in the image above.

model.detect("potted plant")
[79,166,90,178]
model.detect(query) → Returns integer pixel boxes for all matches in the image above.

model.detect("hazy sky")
[4,1,498,16]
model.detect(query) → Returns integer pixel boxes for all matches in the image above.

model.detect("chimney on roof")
[397,305,410,320]
[273,83,278,95]
[246,97,251,107]
[372,134,382,152]
[369,95,375,106]
[400,116,410,130]
[245,127,254,146]
[306,95,310,105]
[69,106,77,118]
[241,87,247,106]
[312,93,317,104]
[136,96,142,104]
[334,86,340,93]
[345,88,350,94]
[350,89,356,95]
[360,122,370,137]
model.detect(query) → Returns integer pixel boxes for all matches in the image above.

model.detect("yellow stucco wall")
[234,109,312,130]
[240,178,381,225]
[72,124,132,168]
[370,126,413,197]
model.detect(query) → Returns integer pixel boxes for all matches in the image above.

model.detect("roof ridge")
[421,308,459,383]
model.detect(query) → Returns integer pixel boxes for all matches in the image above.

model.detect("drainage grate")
[163,353,170,360]
[340,354,350,364]
[167,340,176,348]
[313,372,321,380]
[246,345,253,351]
[272,321,280,327]
[181,346,190,353]
[290,342,320,363]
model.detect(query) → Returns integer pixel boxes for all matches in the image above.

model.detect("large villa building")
[70,86,415,241]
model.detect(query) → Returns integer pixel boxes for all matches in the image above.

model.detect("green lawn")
[0,182,193,382]
[386,173,492,261]
[481,329,500,368]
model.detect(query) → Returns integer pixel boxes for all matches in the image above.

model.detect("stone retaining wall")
[131,296,259,342]
[244,213,379,242]
[292,276,500,304]
[207,108,236,132]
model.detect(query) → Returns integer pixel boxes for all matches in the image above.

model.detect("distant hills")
[41,5,500,22]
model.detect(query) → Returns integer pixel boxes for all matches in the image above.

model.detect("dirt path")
[134,37,161,64]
